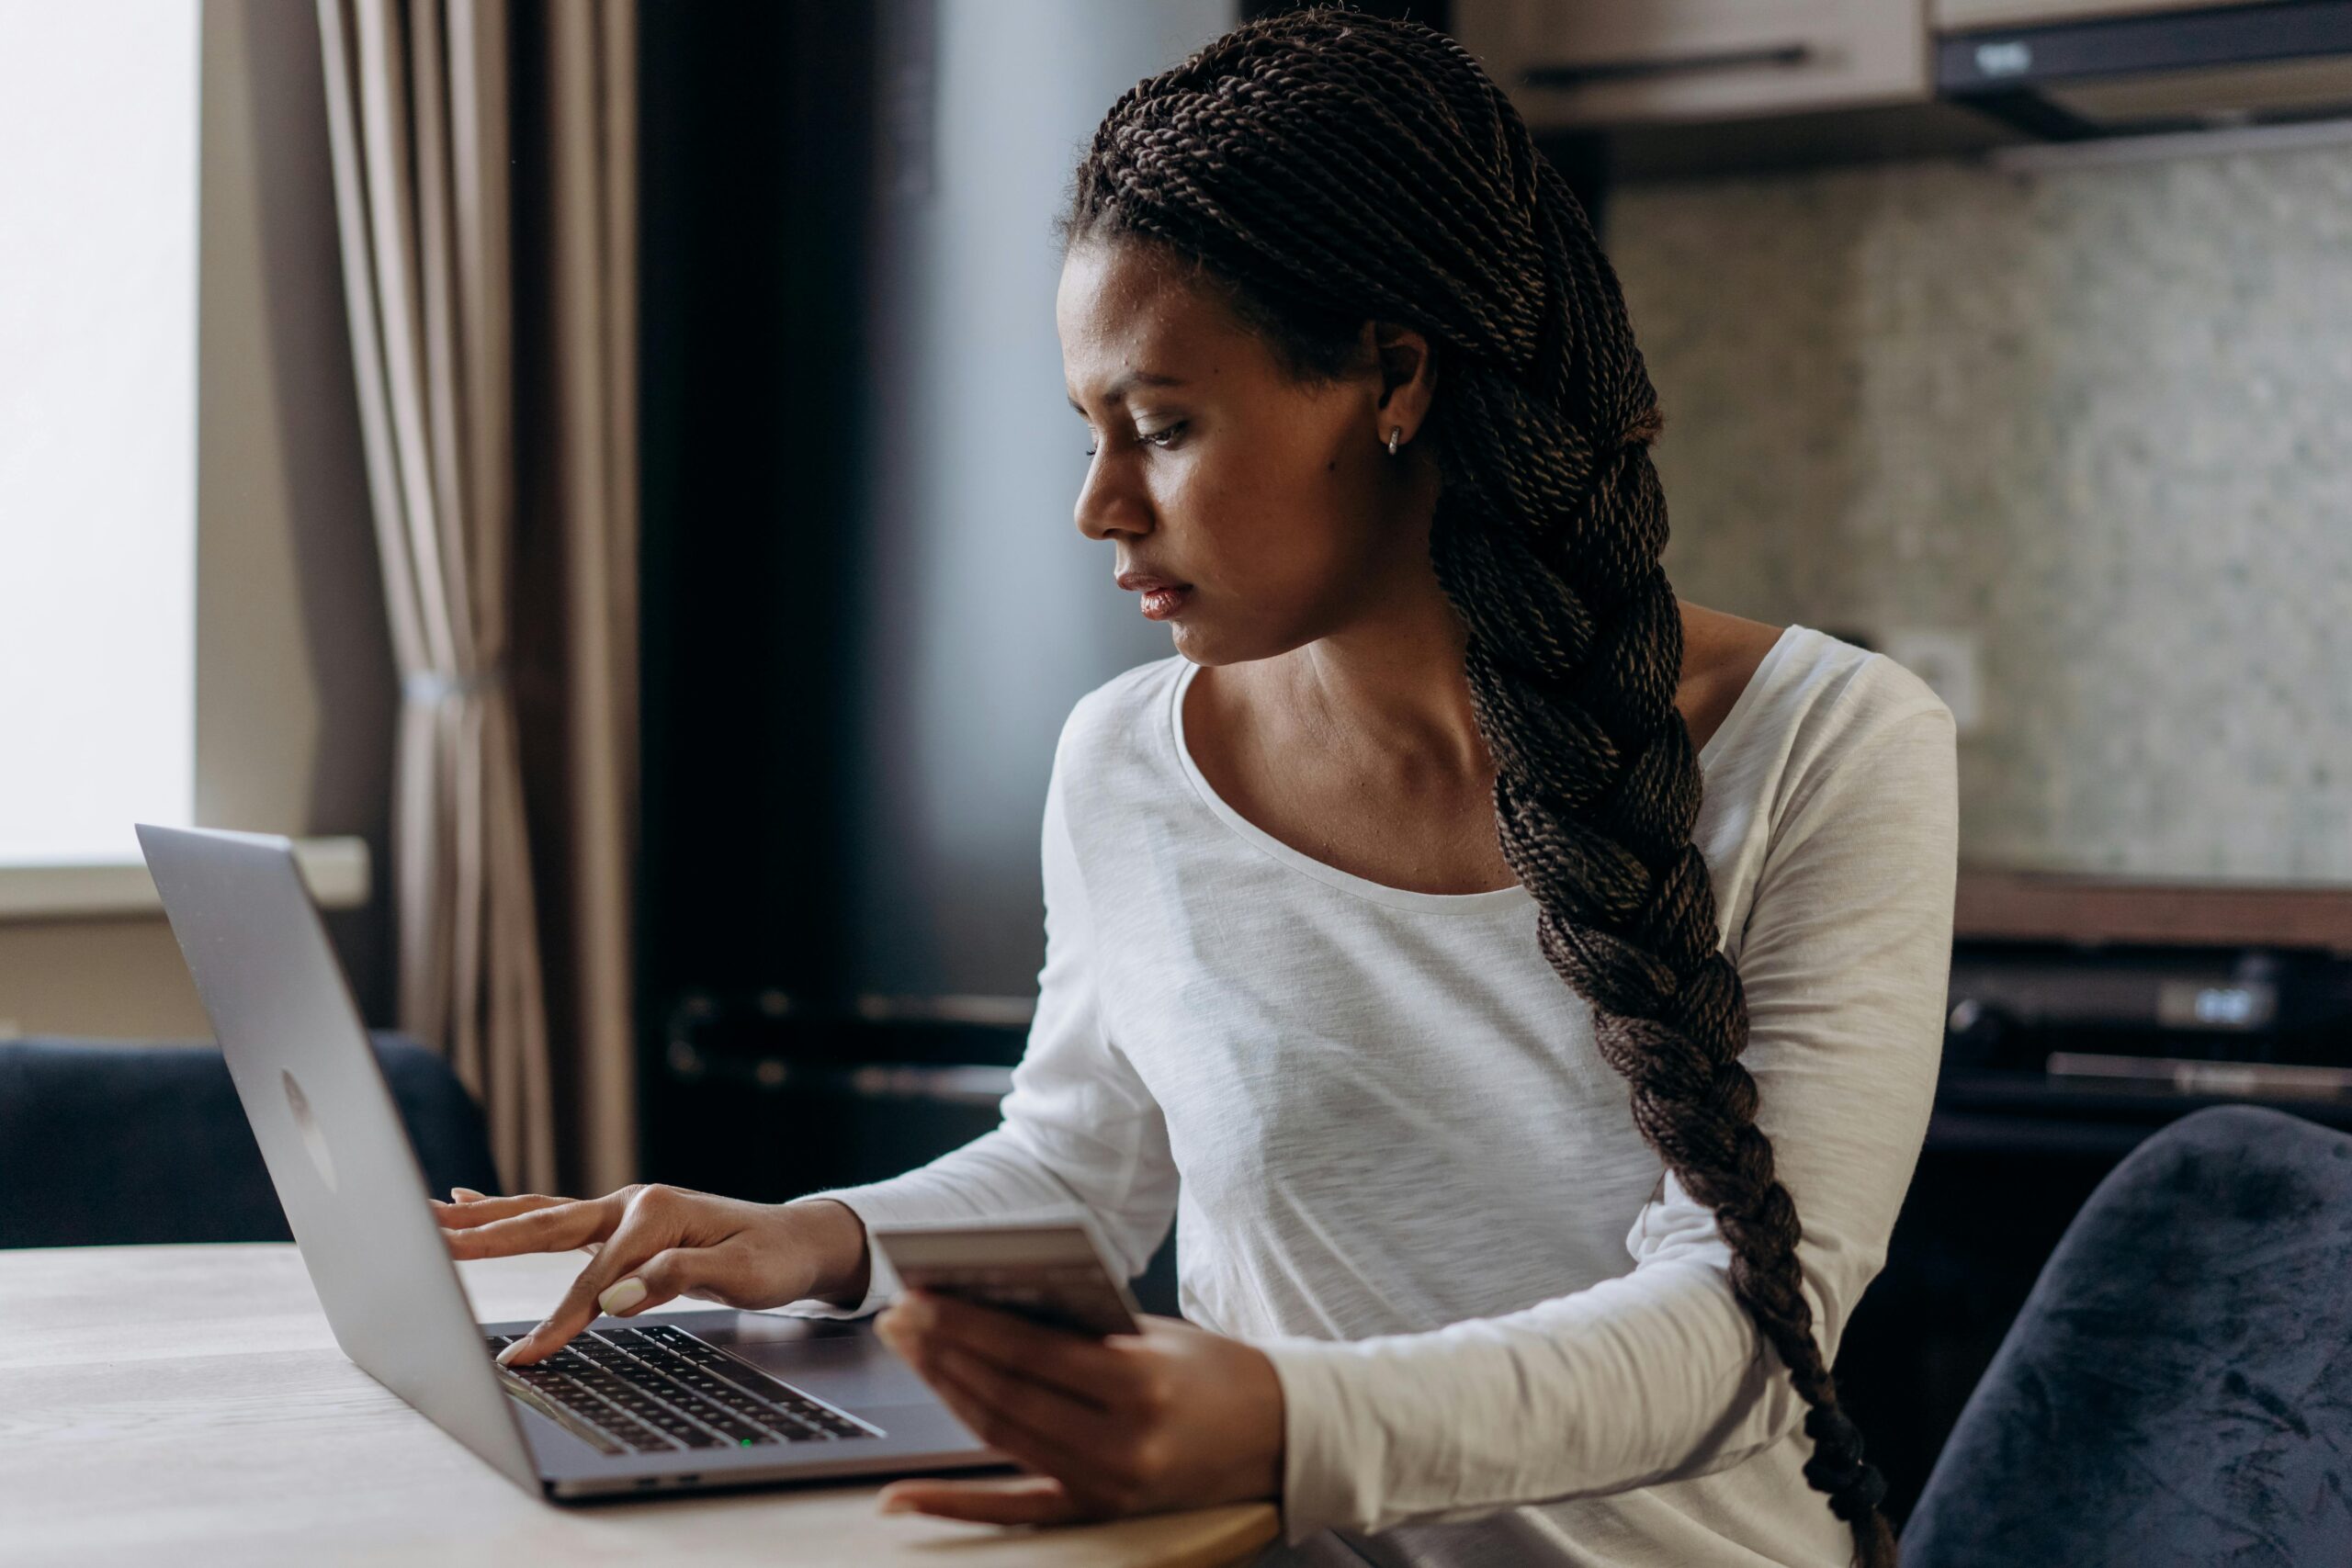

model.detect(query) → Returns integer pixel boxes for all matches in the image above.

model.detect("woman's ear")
[1364,319,1436,446]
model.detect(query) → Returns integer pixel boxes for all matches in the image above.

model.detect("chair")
[1902,1103,2352,1565]
[0,1031,502,1248]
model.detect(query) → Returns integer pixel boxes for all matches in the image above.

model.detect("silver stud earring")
[1386,426,1402,457]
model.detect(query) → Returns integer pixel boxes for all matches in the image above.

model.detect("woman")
[437,12,1956,1566]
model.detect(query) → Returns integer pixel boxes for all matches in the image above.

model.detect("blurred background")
[4,0,2349,1530]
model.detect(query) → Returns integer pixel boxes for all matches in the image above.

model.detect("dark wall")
[637,2,905,1199]
[628,1,1222,1235]
[638,0,877,1021]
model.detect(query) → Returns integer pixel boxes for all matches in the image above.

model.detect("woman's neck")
[1281,592,1487,783]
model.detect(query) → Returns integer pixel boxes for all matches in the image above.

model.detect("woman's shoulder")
[1767,625,1953,754]
[1690,626,1956,951]
[1683,604,1943,751]
[1722,625,1956,852]
[1053,654,1189,774]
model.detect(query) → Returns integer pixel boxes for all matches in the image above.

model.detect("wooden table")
[0,1243,1280,1567]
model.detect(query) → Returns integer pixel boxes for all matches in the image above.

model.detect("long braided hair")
[1060,11,1896,1564]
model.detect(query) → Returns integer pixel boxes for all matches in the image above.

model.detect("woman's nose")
[1074,453,1151,543]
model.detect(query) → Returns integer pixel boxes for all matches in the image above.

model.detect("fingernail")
[496,1339,526,1366]
[879,1494,914,1515]
[598,1277,647,1315]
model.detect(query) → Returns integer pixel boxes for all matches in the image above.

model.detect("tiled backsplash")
[1608,143,2352,884]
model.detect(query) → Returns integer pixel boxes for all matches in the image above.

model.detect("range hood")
[1939,1,2352,139]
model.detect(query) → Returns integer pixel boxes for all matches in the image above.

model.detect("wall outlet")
[1879,627,1983,736]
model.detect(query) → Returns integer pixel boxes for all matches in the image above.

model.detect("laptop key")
[578,1363,752,1448]
[487,1324,878,1450]
[645,1413,726,1449]
[494,1369,633,1455]
[608,1328,879,1438]
[590,1355,795,1446]
[584,1366,776,1448]
[636,1357,841,1439]
[486,1337,694,1453]
[588,1328,855,1443]
[553,1379,690,1450]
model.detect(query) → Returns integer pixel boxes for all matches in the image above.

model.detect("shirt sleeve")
[771,722,1181,1320]
[1256,693,1960,1543]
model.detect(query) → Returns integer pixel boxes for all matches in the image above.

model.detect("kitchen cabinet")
[1452,0,1930,126]
[1934,0,2267,29]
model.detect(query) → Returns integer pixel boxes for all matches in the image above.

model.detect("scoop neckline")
[1168,624,1804,915]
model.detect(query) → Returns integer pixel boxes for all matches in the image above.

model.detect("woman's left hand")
[871,1290,1285,1525]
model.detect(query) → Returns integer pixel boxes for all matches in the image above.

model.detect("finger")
[893,1337,1132,1454]
[498,1203,675,1365]
[592,1245,725,1318]
[447,1199,610,1262]
[886,1291,1141,1408]
[451,1186,488,1201]
[435,1193,571,1234]
[876,1474,1084,1525]
[435,1192,564,1229]
[899,1341,1122,1501]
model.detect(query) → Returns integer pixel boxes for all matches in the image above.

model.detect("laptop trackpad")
[702,1316,937,1410]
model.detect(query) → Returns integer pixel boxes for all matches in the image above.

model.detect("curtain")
[317,0,639,1196]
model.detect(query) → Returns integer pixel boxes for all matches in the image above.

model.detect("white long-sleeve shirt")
[780,625,1959,1567]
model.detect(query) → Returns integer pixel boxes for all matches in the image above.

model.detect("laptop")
[135,821,1006,1500]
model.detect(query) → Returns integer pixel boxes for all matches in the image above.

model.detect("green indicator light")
[741,1438,753,1446]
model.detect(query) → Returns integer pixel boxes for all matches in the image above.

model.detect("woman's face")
[1055,238,1435,668]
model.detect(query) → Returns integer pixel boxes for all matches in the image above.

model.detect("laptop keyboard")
[487,1322,880,1456]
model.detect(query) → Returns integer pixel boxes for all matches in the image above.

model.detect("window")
[0,1,200,863]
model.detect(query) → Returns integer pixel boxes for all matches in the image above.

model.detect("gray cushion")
[1904,1103,2352,1565]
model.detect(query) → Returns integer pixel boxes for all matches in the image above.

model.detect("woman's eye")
[1081,423,1183,457]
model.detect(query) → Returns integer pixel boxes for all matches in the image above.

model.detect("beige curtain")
[317,0,639,1196]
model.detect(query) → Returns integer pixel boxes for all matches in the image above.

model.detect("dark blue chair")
[1903,1103,2352,1566]
[0,1030,502,1247]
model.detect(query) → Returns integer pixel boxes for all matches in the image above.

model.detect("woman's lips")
[1116,570,1192,620]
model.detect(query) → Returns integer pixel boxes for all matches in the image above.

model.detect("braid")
[1065,11,1896,1564]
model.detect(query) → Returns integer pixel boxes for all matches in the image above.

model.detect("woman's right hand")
[434,1184,871,1367]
